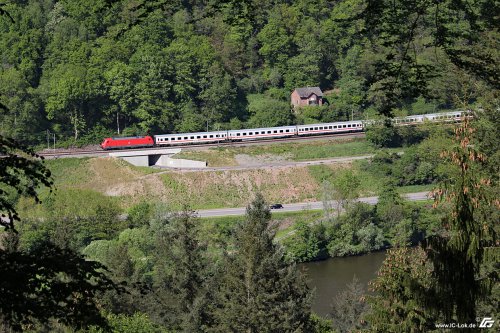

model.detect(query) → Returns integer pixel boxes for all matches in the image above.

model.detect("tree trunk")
[116,111,120,134]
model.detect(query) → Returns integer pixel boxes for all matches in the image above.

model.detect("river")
[300,251,387,317]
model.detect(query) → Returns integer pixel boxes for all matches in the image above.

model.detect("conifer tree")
[424,116,498,323]
[210,193,313,333]
[365,117,499,331]
[150,208,211,332]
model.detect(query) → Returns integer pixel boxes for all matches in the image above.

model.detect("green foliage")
[309,313,335,333]
[211,193,313,332]
[424,117,498,322]
[363,132,453,187]
[0,0,494,147]
[151,209,210,332]
[16,189,122,250]
[330,276,367,333]
[364,247,435,332]
[409,96,439,115]
[295,105,329,124]
[0,135,53,229]
[363,0,498,116]
[88,312,170,333]
[0,240,117,331]
[375,181,404,232]
[127,201,154,228]
[283,221,326,262]
[329,169,361,213]
[365,124,402,148]
[326,203,385,257]
[247,93,293,128]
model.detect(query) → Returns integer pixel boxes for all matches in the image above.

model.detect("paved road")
[196,191,431,218]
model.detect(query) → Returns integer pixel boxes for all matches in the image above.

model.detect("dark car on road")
[269,204,283,209]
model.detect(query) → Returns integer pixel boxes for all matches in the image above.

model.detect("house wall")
[291,90,302,107]
[291,90,324,108]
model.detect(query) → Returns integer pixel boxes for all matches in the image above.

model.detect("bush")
[283,221,327,262]
[365,124,402,148]
[247,93,293,127]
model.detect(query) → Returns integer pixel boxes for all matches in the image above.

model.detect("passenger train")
[100,111,465,150]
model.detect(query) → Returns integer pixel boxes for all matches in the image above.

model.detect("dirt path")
[156,155,374,173]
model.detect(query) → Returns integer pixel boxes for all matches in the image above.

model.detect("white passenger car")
[227,126,297,141]
[155,130,228,145]
[297,120,364,136]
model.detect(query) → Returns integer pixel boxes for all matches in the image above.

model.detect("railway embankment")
[17,147,430,222]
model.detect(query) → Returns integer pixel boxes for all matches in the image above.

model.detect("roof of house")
[293,87,323,98]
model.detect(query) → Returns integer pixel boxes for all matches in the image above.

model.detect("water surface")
[300,251,386,316]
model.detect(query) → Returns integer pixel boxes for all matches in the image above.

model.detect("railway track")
[38,132,366,158]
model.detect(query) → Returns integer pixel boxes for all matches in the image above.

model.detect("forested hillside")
[0,0,489,145]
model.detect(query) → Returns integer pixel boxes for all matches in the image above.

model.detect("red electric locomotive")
[100,136,154,150]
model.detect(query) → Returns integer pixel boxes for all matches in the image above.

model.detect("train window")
[342,125,346,128]
[273,130,277,133]
[314,127,318,130]
[267,131,271,134]
[280,130,283,133]
[209,135,213,138]
[236,133,241,136]
[286,129,289,132]
[249,132,253,135]
[216,135,219,138]
[243,132,247,136]
[333,126,337,129]
[347,124,351,127]
[196,136,200,139]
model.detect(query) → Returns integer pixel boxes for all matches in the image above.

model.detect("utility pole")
[46,129,50,150]
[53,133,56,151]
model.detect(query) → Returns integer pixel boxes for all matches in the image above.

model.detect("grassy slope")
[32,154,432,214]
[174,138,392,166]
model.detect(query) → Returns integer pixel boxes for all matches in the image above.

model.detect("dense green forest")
[0,0,490,146]
[1,0,499,332]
